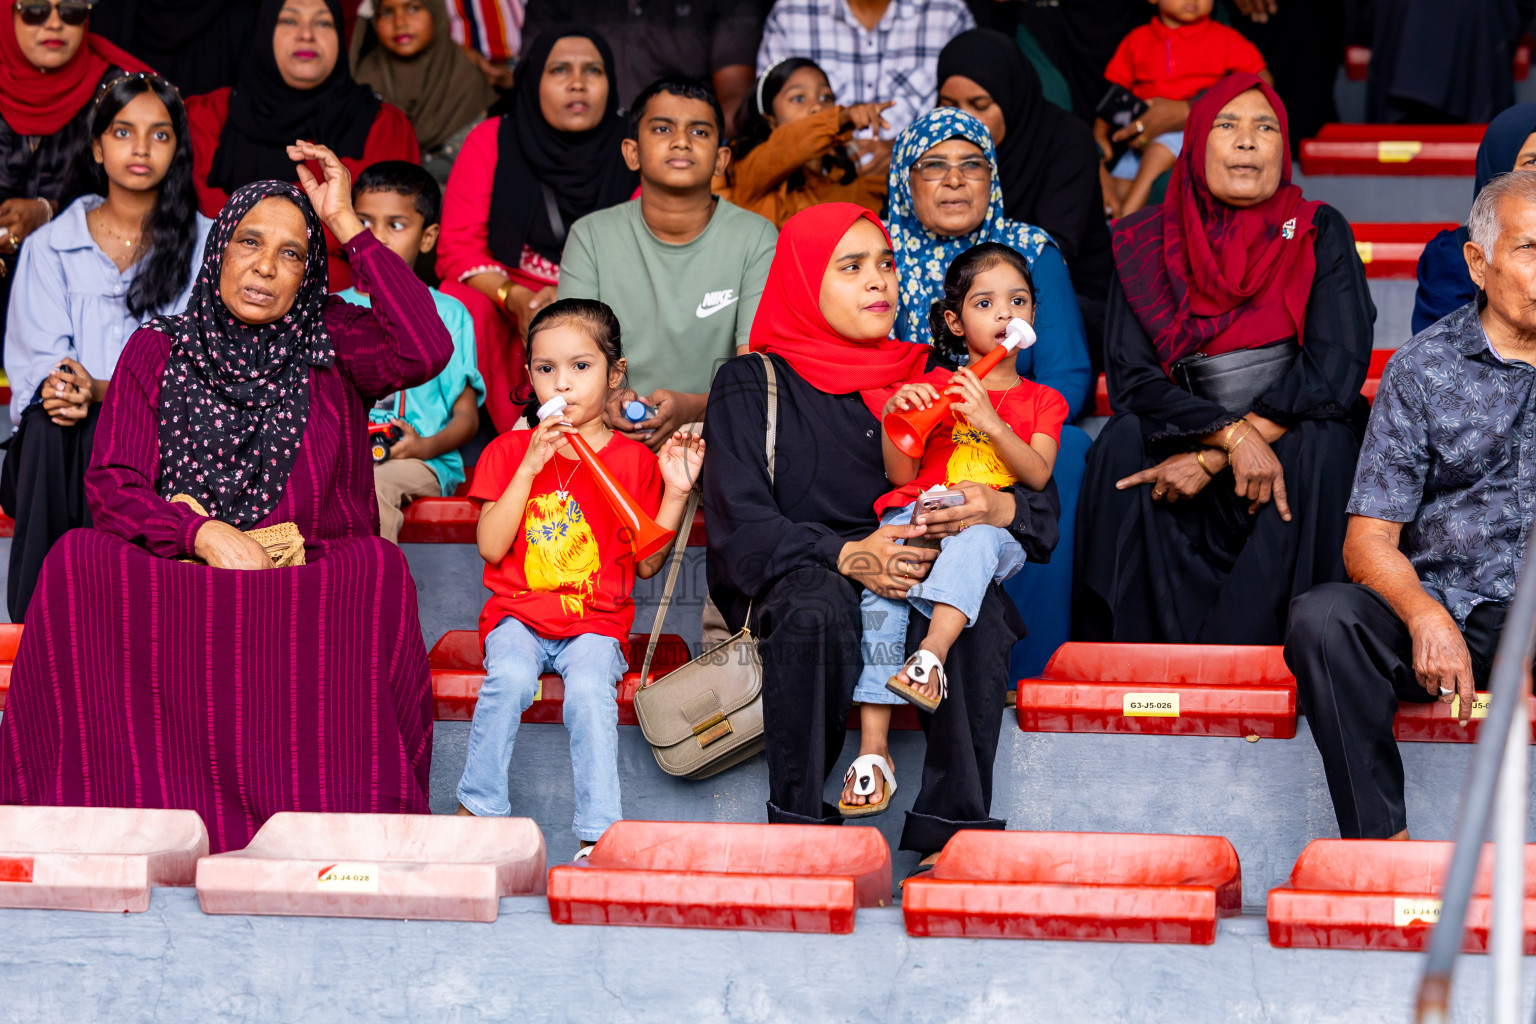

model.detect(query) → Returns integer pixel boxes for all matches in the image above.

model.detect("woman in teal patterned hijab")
[887,105,1095,684]
[887,109,1088,401]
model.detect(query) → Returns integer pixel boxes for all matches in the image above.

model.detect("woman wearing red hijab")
[0,1,148,323]
[1074,73,1374,645]
[702,202,1062,874]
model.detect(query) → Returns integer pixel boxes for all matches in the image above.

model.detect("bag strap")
[540,182,568,248]
[639,352,778,683]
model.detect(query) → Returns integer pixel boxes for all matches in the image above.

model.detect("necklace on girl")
[552,447,581,502]
[93,208,140,251]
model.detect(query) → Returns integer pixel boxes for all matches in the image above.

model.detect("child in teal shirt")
[338,161,486,542]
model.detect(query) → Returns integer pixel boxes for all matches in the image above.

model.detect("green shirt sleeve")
[556,219,599,301]
[735,217,777,349]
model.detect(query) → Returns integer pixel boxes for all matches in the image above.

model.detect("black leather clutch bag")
[1170,340,1301,415]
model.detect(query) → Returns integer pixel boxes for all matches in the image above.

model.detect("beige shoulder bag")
[632,353,777,779]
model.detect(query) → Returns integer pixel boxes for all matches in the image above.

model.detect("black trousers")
[750,565,1013,855]
[0,401,100,622]
[1285,582,1517,839]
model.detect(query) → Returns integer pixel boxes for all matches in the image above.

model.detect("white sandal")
[886,650,948,712]
[838,754,897,818]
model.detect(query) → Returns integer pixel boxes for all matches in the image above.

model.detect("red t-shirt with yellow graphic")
[875,368,1070,517]
[469,429,665,646]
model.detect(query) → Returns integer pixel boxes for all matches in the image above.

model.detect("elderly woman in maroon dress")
[0,144,451,852]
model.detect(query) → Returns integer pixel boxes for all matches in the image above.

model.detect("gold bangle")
[1224,420,1255,455]
[1195,450,1219,477]
[495,279,516,310]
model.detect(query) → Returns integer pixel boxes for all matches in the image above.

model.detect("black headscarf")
[90,0,260,97]
[153,181,336,529]
[206,0,381,193]
[487,25,637,267]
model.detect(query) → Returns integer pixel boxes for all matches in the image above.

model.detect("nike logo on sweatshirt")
[695,289,739,318]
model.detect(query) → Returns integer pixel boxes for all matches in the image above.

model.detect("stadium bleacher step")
[1016,643,1296,739]
[195,812,546,923]
[428,629,693,723]
[1352,222,1457,279]
[0,806,206,912]
[902,830,1241,944]
[1267,839,1536,952]
[1300,124,1483,177]
[546,820,892,933]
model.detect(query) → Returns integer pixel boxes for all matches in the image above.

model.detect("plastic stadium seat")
[196,812,546,923]
[1299,124,1483,177]
[0,622,20,711]
[399,497,709,546]
[1392,692,1536,742]
[1091,348,1394,416]
[428,629,693,723]
[1016,643,1297,738]
[1346,37,1530,82]
[1351,223,1459,279]
[0,806,206,912]
[0,513,12,539]
[546,820,892,933]
[1268,839,1536,952]
[902,830,1241,944]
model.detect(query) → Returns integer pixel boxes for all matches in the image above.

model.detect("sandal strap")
[901,650,948,700]
[846,753,894,796]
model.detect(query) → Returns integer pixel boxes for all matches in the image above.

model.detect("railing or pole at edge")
[1414,555,1536,1024]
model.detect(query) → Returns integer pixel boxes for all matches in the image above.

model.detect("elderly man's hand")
[194,520,276,571]
[1407,603,1478,724]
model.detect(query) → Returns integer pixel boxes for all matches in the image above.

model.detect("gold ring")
[1134,120,1146,135]
[4,234,17,250]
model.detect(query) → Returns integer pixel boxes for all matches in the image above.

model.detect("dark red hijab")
[1112,74,1323,373]
[750,203,932,417]
[0,15,149,136]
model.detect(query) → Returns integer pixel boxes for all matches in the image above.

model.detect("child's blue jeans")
[455,615,626,841]
[853,503,1026,704]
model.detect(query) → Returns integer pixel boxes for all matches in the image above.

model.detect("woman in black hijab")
[937,29,1113,367]
[90,0,260,98]
[437,25,637,431]
[185,0,420,290]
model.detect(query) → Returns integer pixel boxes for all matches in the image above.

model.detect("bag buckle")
[693,712,733,747]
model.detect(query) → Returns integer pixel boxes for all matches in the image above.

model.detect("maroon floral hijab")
[152,181,335,528]
[1112,73,1324,373]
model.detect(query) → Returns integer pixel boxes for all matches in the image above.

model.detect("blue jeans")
[456,616,626,841]
[853,503,1026,704]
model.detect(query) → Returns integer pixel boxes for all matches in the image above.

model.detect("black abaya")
[1367,0,1534,124]
[1074,204,1375,645]
[703,352,1061,854]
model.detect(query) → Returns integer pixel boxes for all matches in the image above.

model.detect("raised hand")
[288,140,364,244]
[657,431,706,497]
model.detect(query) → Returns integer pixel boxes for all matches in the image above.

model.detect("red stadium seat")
[902,830,1242,944]
[1267,839,1536,951]
[428,629,693,723]
[0,513,12,539]
[1300,124,1483,177]
[1016,643,1297,738]
[399,497,709,546]
[1392,692,1536,742]
[546,820,892,933]
[197,812,546,922]
[1346,36,1530,82]
[1351,222,1459,279]
[1092,348,1397,416]
[0,806,206,912]
[0,622,21,711]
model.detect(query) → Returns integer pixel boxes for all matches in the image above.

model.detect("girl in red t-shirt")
[841,243,1067,816]
[457,298,704,854]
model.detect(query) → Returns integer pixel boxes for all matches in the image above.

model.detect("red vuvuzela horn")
[538,397,676,561]
[883,318,1037,458]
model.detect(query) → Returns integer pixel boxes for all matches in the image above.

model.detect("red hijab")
[750,203,932,417]
[1111,73,1323,373]
[0,14,149,136]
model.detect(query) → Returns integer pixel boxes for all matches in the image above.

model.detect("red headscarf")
[750,203,932,417]
[0,14,150,136]
[1111,73,1323,373]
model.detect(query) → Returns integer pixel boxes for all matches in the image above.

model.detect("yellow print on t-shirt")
[523,491,600,616]
[946,423,1017,489]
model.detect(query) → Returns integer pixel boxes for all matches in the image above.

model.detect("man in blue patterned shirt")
[1285,170,1536,840]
